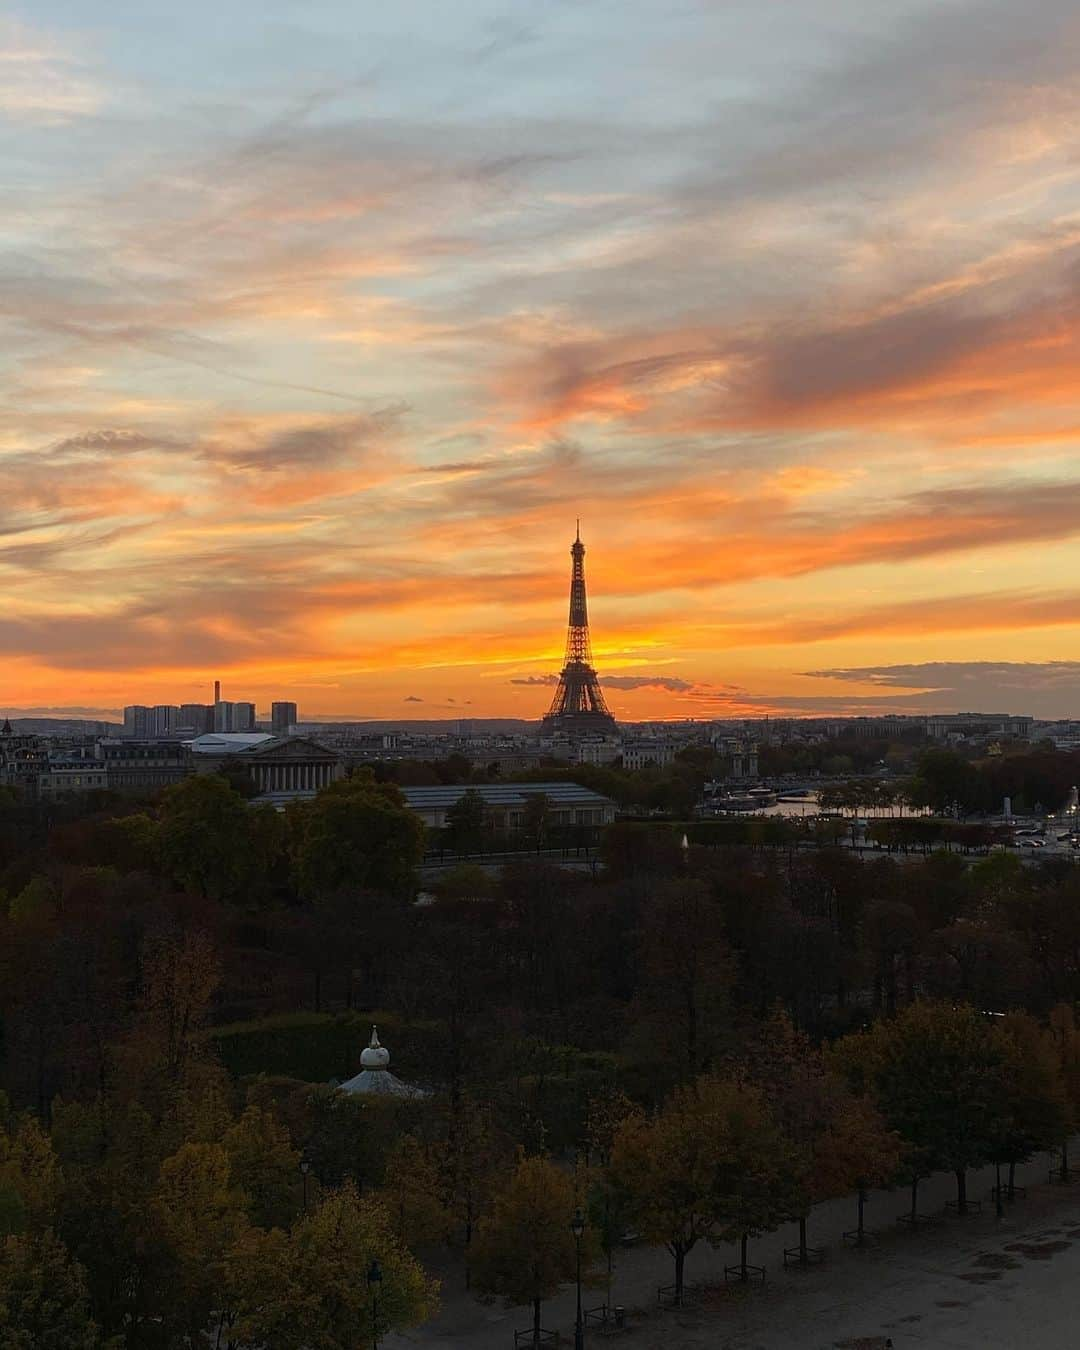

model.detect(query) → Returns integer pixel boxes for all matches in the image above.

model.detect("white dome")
[337,1025,428,1099]
[360,1026,390,1070]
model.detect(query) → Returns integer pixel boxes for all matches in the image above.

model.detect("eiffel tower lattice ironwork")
[541,524,618,735]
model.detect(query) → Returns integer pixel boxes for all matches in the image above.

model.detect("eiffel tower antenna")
[541,524,618,736]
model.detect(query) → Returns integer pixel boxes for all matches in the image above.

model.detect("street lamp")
[299,1152,311,1213]
[367,1258,382,1350]
[570,1207,585,1350]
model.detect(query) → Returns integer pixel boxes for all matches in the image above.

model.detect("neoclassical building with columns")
[188,733,344,803]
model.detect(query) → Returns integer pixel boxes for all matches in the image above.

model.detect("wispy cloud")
[0,19,103,124]
[3,1,1080,716]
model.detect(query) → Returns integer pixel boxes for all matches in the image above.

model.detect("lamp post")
[299,1152,311,1214]
[367,1258,382,1350]
[571,1207,585,1350]
[995,1160,1004,1220]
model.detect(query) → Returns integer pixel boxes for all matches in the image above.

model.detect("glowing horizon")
[4,2,1080,721]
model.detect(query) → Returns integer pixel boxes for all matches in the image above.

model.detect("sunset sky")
[4,0,1080,722]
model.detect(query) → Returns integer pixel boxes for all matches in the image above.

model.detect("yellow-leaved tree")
[610,1076,799,1298]
[232,1183,437,1350]
[472,1153,588,1348]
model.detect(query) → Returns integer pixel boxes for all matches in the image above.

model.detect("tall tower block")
[541,524,618,736]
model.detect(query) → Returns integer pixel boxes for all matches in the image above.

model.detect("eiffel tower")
[541,524,618,736]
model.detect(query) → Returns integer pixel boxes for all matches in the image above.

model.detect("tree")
[427,1095,508,1284]
[0,1113,61,1237]
[430,864,497,904]
[156,774,255,900]
[623,880,735,1087]
[135,927,221,1085]
[601,822,684,880]
[747,1012,900,1262]
[298,1085,403,1195]
[909,749,984,817]
[444,790,486,856]
[0,1229,103,1350]
[521,793,551,852]
[222,1105,300,1230]
[377,1133,448,1248]
[833,1001,1009,1214]
[223,1226,294,1350]
[153,1140,250,1345]
[991,1013,1066,1199]
[582,1088,640,1168]
[1048,1004,1080,1180]
[472,1153,583,1346]
[609,1076,799,1298]
[237,1184,436,1350]
[586,1170,633,1313]
[290,776,424,900]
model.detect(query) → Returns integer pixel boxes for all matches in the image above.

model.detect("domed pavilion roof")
[337,1026,428,1099]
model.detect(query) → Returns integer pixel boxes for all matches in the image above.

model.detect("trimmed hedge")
[209,1010,442,1084]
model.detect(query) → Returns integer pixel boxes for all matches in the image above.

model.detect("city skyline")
[5,2,1080,721]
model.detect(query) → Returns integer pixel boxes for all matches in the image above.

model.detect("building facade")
[97,738,191,791]
[189,734,344,803]
[621,740,676,771]
[0,721,49,794]
[271,701,299,736]
[400,781,616,831]
[213,701,256,733]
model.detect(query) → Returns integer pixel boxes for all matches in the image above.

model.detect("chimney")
[214,679,221,703]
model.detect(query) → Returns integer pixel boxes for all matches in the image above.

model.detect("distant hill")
[1,718,121,737]
[297,719,538,735]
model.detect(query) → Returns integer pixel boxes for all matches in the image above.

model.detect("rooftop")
[187,733,274,754]
[400,780,615,808]
[338,1027,428,1099]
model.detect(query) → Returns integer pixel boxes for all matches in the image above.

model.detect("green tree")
[834,1001,1009,1214]
[0,1229,103,1350]
[909,749,984,817]
[291,776,424,899]
[6,877,57,925]
[992,1013,1066,1198]
[156,774,255,900]
[472,1153,583,1347]
[444,790,486,856]
[521,793,551,852]
[609,1076,798,1298]
[94,813,159,873]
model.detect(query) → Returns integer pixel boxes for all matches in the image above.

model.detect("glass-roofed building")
[400,781,616,831]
